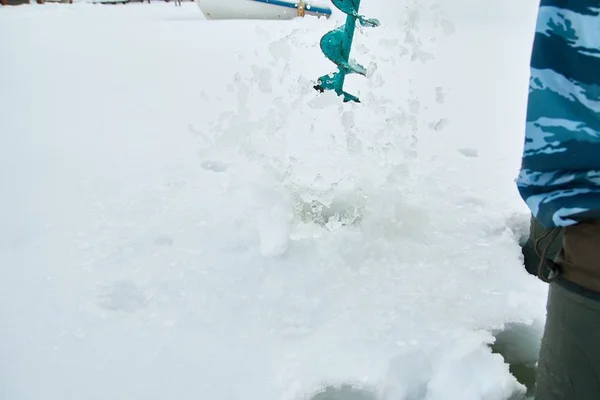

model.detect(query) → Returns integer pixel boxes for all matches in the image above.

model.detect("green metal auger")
[314,0,379,103]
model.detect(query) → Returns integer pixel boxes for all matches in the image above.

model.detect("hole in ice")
[293,195,364,229]
[308,384,377,400]
[201,160,228,173]
[457,147,478,158]
[96,280,147,313]
[154,235,174,246]
[489,321,543,399]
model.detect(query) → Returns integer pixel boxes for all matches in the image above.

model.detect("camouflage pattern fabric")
[517,0,600,228]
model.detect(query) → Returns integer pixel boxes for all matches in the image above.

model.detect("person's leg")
[521,215,563,277]
[535,220,600,399]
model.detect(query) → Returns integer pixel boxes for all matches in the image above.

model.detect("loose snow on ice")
[0,1,545,399]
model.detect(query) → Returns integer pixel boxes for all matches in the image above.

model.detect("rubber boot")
[535,280,600,399]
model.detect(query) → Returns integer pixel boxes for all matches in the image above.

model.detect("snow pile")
[0,2,544,400]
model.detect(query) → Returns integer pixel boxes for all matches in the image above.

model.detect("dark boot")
[535,281,600,399]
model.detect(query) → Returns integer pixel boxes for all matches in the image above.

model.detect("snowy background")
[1,1,546,399]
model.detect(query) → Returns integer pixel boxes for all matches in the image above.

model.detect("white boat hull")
[194,0,331,20]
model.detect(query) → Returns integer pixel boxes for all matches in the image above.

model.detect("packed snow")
[0,1,546,399]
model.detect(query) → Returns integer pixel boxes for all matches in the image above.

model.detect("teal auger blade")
[357,16,380,27]
[319,29,367,76]
[314,72,361,103]
[331,0,380,27]
[330,0,358,15]
[314,0,379,103]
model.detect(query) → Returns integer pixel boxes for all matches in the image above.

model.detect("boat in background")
[193,0,332,20]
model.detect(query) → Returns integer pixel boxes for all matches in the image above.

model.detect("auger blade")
[315,73,338,92]
[331,0,379,27]
[346,59,367,76]
[314,0,377,103]
[330,0,359,16]
[319,28,345,64]
[358,16,380,27]
[341,91,360,103]
[314,73,360,103]
[319,32,367,76]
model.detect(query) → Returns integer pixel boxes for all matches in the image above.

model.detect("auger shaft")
[335,11,358,92]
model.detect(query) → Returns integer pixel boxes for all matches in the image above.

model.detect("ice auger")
[314,0,379,103]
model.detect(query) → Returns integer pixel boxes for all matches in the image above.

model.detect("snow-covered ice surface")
[0,1,546,399]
